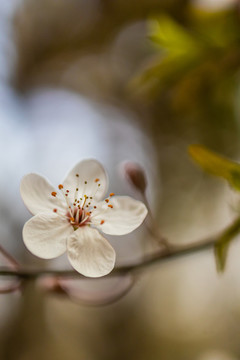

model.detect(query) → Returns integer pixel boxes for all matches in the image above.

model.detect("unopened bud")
[122,161,147,193]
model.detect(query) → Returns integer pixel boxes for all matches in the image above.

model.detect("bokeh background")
[1,0,240,359]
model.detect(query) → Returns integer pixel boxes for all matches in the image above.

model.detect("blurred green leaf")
[149,15,200,56]
[214,217,240,272]
[189,144,240,191]
[132,9,240,115]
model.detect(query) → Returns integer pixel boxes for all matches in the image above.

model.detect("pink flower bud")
[122,161,147,193]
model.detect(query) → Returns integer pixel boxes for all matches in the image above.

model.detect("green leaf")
[214,218,240,272]
[188,144,240,191]
[149,15,199,56]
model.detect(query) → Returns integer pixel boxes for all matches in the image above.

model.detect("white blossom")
[20,159,148,277]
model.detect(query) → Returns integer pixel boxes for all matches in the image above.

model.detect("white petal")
[20,174,65,215]
[93,196,148,235]
[23,213,73,259]
[63,159,108,201]
[67,226,116,278]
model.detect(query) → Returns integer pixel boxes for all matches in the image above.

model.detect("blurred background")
[1,0,240,359]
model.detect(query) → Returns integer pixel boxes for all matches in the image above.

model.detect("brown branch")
[0,217,239,280]
[0,233,216,279]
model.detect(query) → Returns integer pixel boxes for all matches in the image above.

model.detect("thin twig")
[0,244,19,268]
[0,217,239,280]
[0,233,219,279]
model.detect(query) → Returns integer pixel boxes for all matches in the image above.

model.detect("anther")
[98,184,101,187]
[108,204,113,208]
[100,220,105,225]
[76,174,79,177]
[105,199,109,203]
[58,184,63,189]
[109,193,115,197]
[94,206,97,209]
[85,181,87,184]
[76,188,79,191]
[95,178,99,182]
[53,208,57,213]
[86,212,90,216]
[70,217,75,222]
[51,191,57,197]
[66,190,69,193]
[90,197,93,199]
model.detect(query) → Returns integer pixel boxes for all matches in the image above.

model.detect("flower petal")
[63,159,108,201]
[67,226,116,277]
[20,174,65,215]
[23,213,73,259]
[93,196,148,235]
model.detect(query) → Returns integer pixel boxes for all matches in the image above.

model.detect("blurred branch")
[0,245,19,268]
[1,217,240,279]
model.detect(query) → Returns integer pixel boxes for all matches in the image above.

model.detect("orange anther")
[51,191,57,197]
[86,212,90,216]
[109,193,115,197]
[70,217,75,222]
[53,208,57,213]
[95,178,99,182]
[58,184,63,189]
[108,204,113,208]
[100,220,105,225]
[105,199,109,203]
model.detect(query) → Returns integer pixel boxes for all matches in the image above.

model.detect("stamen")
[84,181,87,184]
[100,220,105,225]
[105,199,109,203]
[95,178,99,182]
[58,184,63,190]
[53,208,57,213]
[94,206,97,209]
[108,204,113,208]
[109,193,115,197]
[51,191,57,197]
[66,190,69,193]
[82,194,88,208]
[76,174,79,177]
[75,208,80,223]
[70,217,75,222]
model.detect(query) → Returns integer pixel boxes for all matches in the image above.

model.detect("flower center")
[67,207,89,229]
[51,174,115,229]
